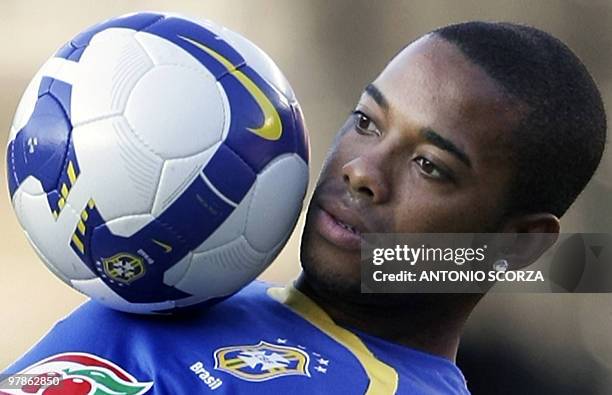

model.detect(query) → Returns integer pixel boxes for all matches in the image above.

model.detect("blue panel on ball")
[46,142,81,216]
[220,66,296,173]
[85,175,236,303]
[71,200,105,260]
[291,103,310,164]
[203,144,256,204]
[48,78,72,119]
[55,42,76,59]
[155,174,235,249]
[71,199,190,303]
[142,17,245,80]
[37,77,54,97]
[67,47,86,62]
[6,141,19,198]
[37,78,72,119]
[88,217,192,304]
[10,94,71,193]
[46,190,61,214]
[8,77,83,218]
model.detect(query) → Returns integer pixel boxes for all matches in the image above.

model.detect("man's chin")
[300,219,361,285]
[299,256,422,308]
[299,222,422,307]
[299,252,458,310]
[301,261,362,296]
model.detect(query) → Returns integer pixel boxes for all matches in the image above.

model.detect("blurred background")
[1,0,611,393]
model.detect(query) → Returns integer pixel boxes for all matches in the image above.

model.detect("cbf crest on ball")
[7,12,309,313]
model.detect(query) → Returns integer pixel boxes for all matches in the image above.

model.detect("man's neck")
[295,274,480,362]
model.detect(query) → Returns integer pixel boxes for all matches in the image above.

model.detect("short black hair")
[433,21,607,218]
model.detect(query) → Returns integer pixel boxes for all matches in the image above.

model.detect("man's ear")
[497,213,560,270]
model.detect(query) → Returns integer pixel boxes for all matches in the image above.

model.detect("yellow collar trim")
[267,286,399,394]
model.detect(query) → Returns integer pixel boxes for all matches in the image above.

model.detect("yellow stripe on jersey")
[267,286,399,395]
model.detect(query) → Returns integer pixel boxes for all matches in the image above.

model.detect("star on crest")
[237,351,290,371]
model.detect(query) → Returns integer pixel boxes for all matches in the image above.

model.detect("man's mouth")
[332,215,361,235]
[312,203,365,251]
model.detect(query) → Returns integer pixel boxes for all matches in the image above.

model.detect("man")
[3,21,606,394]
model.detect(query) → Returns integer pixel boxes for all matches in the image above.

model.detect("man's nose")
[342,155,390,204]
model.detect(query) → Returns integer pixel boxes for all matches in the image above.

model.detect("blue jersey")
[3,282,469,394]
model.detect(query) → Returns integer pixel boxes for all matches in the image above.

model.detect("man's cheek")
[319,152,346,181]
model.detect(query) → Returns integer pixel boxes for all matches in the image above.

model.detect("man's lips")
[313,203,366,251]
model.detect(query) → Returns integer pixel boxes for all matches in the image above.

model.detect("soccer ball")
[6,12,309,313]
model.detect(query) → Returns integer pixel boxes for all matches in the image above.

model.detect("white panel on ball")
[12,188,96,280]
[71,28,154,126]
[14,172,51,197]
[193,186,254,253]
[151,143,219,217]
[124,63,224,159]
[135,31,207,70]
[11,63,50,133]
[71,116,163,219]
[244,154,308,252]
[23,230,73,286]
[174,236,267,297]
[103,214,155,238]
[8,125,17,145]
[162,252,193,287]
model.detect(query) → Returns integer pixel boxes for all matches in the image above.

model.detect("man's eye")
[352,111,379,135]
[414,157,447,180]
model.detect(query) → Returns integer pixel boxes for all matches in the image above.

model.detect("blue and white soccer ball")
[7,12,309,313]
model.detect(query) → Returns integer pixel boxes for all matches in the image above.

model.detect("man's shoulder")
[77,279,273,313]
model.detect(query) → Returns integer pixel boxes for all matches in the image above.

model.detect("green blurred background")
[1,1,611,393]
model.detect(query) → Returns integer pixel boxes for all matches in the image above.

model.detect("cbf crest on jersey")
[214,341,310,382]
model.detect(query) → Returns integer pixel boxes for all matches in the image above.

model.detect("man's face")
[300,35,524,295]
